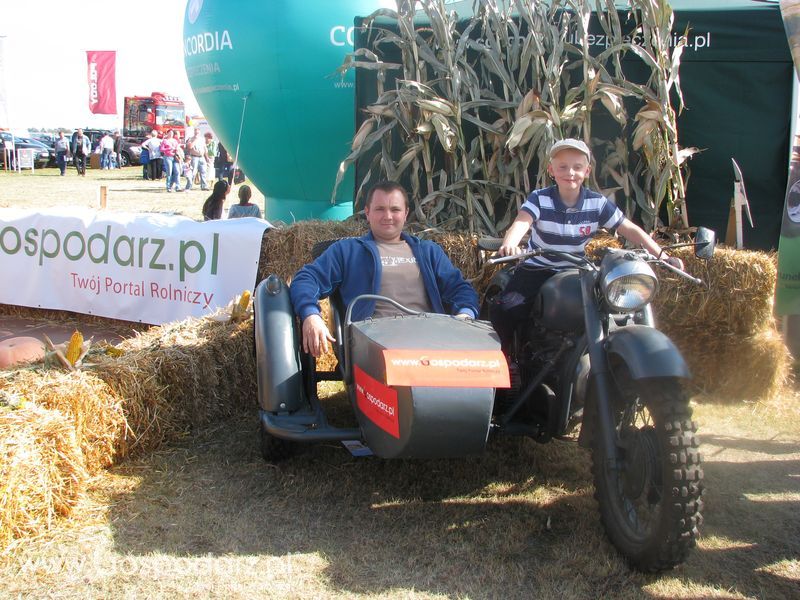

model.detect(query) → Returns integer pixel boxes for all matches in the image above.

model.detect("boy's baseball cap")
[549,138,591,161]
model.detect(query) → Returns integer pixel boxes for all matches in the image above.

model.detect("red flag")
[86,51,116,114]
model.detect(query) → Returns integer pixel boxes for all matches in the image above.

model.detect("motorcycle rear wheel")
[591,377,703,572]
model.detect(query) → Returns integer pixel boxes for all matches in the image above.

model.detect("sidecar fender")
[254,274,306,413]
[605,325,690,380]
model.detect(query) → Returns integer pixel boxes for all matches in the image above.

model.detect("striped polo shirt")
[520,185,625,268]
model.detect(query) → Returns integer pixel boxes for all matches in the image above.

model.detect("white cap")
[549,138,591,161]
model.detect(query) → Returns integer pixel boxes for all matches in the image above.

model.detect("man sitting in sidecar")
[290,180,479,357]
[254,181,509,462]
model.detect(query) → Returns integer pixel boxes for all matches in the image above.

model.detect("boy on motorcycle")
[489,138,683,353]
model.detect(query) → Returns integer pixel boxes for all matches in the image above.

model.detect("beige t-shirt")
[372,241,433,318]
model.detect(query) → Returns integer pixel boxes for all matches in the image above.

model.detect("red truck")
[123,92,186,142]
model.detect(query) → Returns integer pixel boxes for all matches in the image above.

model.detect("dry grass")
[0,385,796,599]
[0,166,264,221]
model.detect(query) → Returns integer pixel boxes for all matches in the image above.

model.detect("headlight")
[600,251,658,312]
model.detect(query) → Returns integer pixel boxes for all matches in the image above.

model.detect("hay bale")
[0,403,88,550]
[652,247,788,400]
[654,246,777,336]
[94,317,257,458]
[662,325,792,401]
[3,370,126,474]
[259,220,367,283]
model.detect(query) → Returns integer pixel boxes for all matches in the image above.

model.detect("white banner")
[0,208,270,325]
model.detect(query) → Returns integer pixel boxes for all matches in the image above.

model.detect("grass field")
[0,165,265,221]
[1,167,799,599]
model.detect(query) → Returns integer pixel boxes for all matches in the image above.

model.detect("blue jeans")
[163,156,181,190]
[101,149,113,169]
[186,156,208,190]
[56,151,67,175]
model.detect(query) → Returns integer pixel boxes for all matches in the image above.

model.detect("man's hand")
[302,314,336,358]
[454,312,470,320]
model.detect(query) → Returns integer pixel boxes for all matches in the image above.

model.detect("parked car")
[77,129,142,167]
[0,132,51,169]
[29,132,57,147]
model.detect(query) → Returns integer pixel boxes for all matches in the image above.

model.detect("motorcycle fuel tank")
[536,270,585,332]
[348,314,508,458]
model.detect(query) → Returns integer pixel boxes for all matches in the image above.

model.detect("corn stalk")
[335,0,694,236]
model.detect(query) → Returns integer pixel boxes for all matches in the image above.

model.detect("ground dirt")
[0,390,797,600]
[1,168,798,599]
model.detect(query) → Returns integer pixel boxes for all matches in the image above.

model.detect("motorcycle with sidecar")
[253,228,715,572]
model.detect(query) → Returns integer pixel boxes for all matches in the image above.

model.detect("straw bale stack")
[4,370,125,474]
[258,219,367,283]
[95,316,257,458]
[0,314,256,553]
[655,247,789,401]
[655,246,777,336]
[0,403,87,551]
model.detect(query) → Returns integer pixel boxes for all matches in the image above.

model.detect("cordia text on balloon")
[184,30,234,56]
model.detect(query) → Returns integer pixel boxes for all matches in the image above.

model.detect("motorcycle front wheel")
[590,377,703,572]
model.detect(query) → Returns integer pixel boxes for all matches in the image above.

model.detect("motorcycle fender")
[605,325,690,380]
[254,275,307,413]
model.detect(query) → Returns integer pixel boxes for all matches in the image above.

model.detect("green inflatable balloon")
[183,0,392,221]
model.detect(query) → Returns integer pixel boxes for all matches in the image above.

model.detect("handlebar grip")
[477,237,504,252]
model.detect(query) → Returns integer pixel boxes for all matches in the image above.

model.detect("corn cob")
[237,290,251,312]
[65,331,84,365]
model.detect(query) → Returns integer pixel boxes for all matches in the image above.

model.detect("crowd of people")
[47,127,260,222]
[138,128,235,191]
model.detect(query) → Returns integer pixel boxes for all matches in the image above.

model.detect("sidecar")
[253,274,509,461]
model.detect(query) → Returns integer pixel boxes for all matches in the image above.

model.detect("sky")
[0,0,200,132]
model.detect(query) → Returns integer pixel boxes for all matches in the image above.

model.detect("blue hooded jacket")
[289,231,478,322]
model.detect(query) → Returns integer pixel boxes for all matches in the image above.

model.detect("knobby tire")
[591,378,704,572]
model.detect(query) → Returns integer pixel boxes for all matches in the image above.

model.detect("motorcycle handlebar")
[487,250,588,267]
[487,248,706,286]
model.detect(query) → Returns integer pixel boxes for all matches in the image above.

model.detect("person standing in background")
[99,132,114,169]
[214,142,234,185]
[71,129,90,176]
[185,131,209,191]
[54,130,70,176]
[205,132,217,179]
[159,130,181,192]
[141,130,162,180]
[113,131,123,168]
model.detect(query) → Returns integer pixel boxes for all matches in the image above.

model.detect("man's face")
[365,189,408,243]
